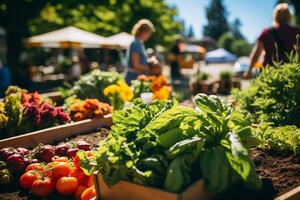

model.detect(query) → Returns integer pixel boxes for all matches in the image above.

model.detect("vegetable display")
[67,98,112,121]
[0,140,95,199]
[0,86,70,138]
[66,69,124,102]
[79,94,261,194]
[232,60,300,126]
[131,75,171,100]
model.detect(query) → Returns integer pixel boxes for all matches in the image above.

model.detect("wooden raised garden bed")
[0,114,112,149]
[93,174,211,200]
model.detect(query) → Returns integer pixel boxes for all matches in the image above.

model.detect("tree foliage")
[0,0,183,84]
[203,0,229,40]
[28,0,183,48]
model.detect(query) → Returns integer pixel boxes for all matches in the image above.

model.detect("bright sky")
[167,0,278,42]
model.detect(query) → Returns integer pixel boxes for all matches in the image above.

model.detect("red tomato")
[52,162,71,181]
[81,186,96,200]
[19,171,40,190]
[52,156,69,163]
[74,185,88,200]
[25,163,45,173]
[31,178,55,197]
[86,176,94,187]
[56,176,78,195]
[70,168,88,184]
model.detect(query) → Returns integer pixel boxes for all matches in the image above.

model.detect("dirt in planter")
[214,148,300,200]
[253,148,300,196]
[0,128,110,200]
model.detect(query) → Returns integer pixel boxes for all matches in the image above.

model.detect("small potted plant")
[193,72,213,94]
[218,71,232,94]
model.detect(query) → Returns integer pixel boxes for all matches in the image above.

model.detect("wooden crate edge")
[275,185,300,200]
[0,114,112,148]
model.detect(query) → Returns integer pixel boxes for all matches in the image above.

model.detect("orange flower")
[137,75,149,81]
[153,86,170,100]
[69,99,112,121]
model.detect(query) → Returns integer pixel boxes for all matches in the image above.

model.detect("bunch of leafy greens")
[64,70,124,103]
[232,60,300,126]
[79,94,261,194]
[254,123,300,155]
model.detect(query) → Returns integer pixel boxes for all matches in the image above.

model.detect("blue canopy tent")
[205,48,237,63]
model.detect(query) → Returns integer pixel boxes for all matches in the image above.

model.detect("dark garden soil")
[214,148,300,200]
[0,128,109,200]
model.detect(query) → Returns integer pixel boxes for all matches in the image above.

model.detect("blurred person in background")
[126,19,161,84]
[70,56,82,81]
[169,39,183,80]
[0,60,11,97]
[244,3,300,78]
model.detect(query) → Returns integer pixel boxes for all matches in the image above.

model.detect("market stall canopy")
[179,43,206,54]
[25,26,106,48]
[102,32,134,49]
[205,48,237,63]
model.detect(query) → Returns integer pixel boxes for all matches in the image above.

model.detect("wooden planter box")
[192,81,215,95]
[93,174,211,200]
[0,114,112,149]
[275,185,300,200]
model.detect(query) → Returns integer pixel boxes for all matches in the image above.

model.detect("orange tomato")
[74,185,88,200]
[52,156,69,163]
[56,176,78,195]
[25,163,45,173]
[31,177,55,197]
[19,171,40,190]
[52,162,71,181]
[81,186,96,200]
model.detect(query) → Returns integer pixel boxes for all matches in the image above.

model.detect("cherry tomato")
[31,177,55,197]
[52,162,71,181]
[19,171,40,190]
[25,163,45,173]
[56,176,78,195]
[81,186,96,200]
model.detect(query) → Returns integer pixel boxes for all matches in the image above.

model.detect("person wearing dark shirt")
[244,3,300,78]
[170,39,182,79]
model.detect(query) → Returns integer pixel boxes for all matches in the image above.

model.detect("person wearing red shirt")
[244,3,300,78]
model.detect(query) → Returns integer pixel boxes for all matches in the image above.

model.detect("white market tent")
[102,32,134,49]
[205,48,237,63]
[25,26,106,48]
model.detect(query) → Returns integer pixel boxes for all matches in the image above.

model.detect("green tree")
[231,18,244,39]
[29,1,183,48]
[203,0,229,40]
[0,0,183,84]
[186,25,195,37]
[218,33,235,52]
[231,39,253,57]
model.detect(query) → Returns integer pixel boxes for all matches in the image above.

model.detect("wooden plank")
[0,114,112,149]
[94,174,210,200]
[275,185,300,200]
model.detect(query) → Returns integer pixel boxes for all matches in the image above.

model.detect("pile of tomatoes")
[19,153,96,200]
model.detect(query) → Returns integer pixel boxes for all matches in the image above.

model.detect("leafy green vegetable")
[232,61,300,126]
[65,69,124,102]
[254,124,300,155]
[80,93,261,194]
